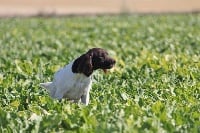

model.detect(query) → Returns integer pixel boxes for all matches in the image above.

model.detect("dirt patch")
[0,0,200,17]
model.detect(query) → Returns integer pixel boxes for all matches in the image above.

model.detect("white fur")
[40,61,92,105]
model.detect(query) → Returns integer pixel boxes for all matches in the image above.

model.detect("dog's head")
[72,48,116,77]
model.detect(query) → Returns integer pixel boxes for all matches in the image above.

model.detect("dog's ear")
[72,53,93,77]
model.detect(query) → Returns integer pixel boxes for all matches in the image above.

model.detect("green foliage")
[0,14,200,132]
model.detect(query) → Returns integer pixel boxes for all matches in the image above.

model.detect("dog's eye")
[98,57,104,62]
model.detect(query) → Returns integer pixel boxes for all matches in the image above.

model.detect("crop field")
[0,14,200,132]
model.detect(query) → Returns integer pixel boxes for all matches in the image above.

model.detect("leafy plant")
[0,14,200,132]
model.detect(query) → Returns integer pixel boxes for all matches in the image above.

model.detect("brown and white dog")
[40,48,116,105]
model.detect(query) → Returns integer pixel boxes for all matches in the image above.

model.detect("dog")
[40,48,116,105]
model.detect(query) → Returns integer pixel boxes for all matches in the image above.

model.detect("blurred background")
[0,0,200,17]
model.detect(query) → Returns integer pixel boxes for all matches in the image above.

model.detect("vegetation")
[0,14,200,132]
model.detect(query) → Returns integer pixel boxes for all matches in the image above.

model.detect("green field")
[0,14,200,132]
